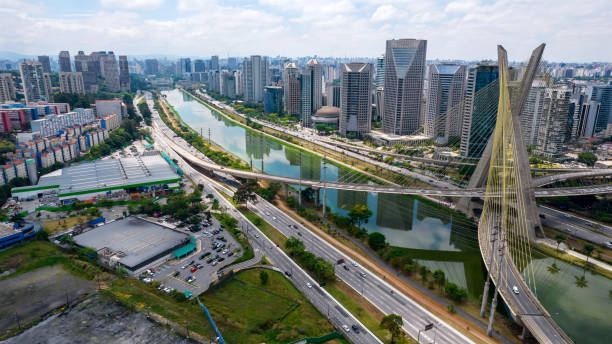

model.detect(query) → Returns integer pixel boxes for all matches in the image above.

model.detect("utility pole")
[322,155,327,217]
[200,127,203,138]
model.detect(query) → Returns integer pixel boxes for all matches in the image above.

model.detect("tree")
[578,152,597,167]
[445,282,468,302]
[574,275,588,288]
[188,215,200,224]
[547,263,560,274]
[10,213,25,225]
[368,232,386,251]
[259,270,269,285]
[432,269,446,290]
[419,266,428,282]
[554,234,566,251]
[583,244,595,263]
[285,237,305,255]
[348,204,372,227]
[380,314,404,344]
[300,187,315,203]
[233,179,258,204]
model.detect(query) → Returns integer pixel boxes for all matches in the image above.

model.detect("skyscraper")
[37,56,51,73]
[382,39,427,135]
[59,72,85,94]
[459,64,499,158]
[535,87,571,158]
[299,72,312,127]
[20,61,49,102]
[194,59,206,73]
[326,83,341,108]
[177,58,191,74]
[119,55,130,92]
[211,56,219,71]
[425,64,466,142]
[0,74,16,102]
[228,57,237,70]
[339,63,373,136]
[59,51,72,72]
[145,59,159,75]
[521,79,547,146]
[375,55,385,88]
[97,51,121,92]
[243,55,269,103]
[283,62,300,115]
[264,86,283,114]
[306,59,323,113]
[74,51,100,93]
[591,85,612,134]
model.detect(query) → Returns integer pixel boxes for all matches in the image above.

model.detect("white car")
[255,233,260,238]
[306,282,312,288]
[342,325,350,332]
[512,285,519,294]
[351,261,358,267]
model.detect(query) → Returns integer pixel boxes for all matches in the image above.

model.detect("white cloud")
[371,5,396,22]
[100,0,164,10]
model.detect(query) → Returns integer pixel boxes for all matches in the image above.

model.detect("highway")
[149,93,477,344]
[146,93,382,344]
[538,206,612,245]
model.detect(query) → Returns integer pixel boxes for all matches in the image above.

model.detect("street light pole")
[322,155,327,217]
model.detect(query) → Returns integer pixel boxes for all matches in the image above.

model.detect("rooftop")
[73,217,189,269]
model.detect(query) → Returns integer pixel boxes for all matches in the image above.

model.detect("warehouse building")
[73,217,190,273]
[11,151,182,202]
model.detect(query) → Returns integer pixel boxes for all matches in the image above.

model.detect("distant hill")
[0,51,34,61]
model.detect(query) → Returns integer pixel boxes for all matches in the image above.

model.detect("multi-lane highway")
[147,92,382,344]
[538,206,611,245]
[149,94,478,344]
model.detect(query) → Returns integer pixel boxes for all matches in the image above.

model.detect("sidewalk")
[536,239,612,272]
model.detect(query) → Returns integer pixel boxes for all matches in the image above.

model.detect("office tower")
[424,64,466,142]
[299,73,312,127]
[177,58,191,74]
[283,62,300,115]
[59,51,72,72]
[326,83,341,108]
[375,55,385,88]
[59,72,85,94]
[375,87,384,121]
[243,55,269,103]
[535,87,571,158]
[220,71,236,98]
[590,85,612,134]
[0,73,16,102]
[144,59,159,75]
[194,59,206,73]
[74,51,101,93]
[521,79,547,146]
[459,64,499,158]
[119,55,130,92]
[43,73,52,97]
[228,57,237,70]
[306,59,323,113]
[264,86,283,114]
[339,63,373,136]
[211,56,219,71]
[37,56,51,73]
[20,61,49,102]
[382,39,427,135]
[96,51,120,92]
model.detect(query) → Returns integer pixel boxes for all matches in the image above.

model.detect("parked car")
[173,271,180,277]
[217,257,225,262]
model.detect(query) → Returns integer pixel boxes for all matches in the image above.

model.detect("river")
[163,89,611,343]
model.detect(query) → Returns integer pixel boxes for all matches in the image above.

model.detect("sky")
[0,0,611,62]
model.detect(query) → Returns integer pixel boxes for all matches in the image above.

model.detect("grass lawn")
[543,226,612,265]
[42,215,93,234]
[203,268,342,343]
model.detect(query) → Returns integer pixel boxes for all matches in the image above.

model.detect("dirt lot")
[3,293,195,344]
[0,265,94,337]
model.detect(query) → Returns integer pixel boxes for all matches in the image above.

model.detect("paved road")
[538,206,612,245]
[148,94,381,344]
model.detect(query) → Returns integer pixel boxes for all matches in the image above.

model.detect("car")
[186,276,195,283]
[343,265,349,271]
[206,258,214,264]
[188,260,194,265]
[512,285,519,294]
[227,252,234,257]
[351,324,360,333]
[195,263,204,269]
[342,325,350,332]
[222,249,228,254]
[217,257,225,262]
[306,282,312,288]
[173,271,180,277]
[297,232,302,236]
[142,277,152,283]
[255,233,260,238]
[212,261,218,266]
[337,258,345,265]
[292,225,298,229]
[181,264,188,269]
[157,284,164,290]
[216,247,223,252]
[272,216,277,220]
[285,271,292,277]
[163,287,172,294]
[199,252,210,260]
[351,261,358,267]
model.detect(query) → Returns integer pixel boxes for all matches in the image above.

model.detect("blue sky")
[1,0,611,62]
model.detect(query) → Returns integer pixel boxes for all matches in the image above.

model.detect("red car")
[190,267,198,273]
[337,258,345,265]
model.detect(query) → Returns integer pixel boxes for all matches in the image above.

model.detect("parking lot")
[149,215,242,296]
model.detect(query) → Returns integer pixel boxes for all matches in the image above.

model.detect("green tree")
[574,275,588,288]
[233,179,259,204]
[348,204,372,227]
[419,266,428,282]
[583,244,595,264]
[432,269,446,290]
[547,263,560,274]
[259,270,269,285]
[368,232,386,251]
[554,234,566,251]
[300,187,315,203]
[285,237,306,255]
[380,314,404,344]
[578,152,597,167]
[445,282,468,302]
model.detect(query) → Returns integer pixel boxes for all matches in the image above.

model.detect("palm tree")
[547,263,560,275]
[574,275,588,288]
[554,234,566,251]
